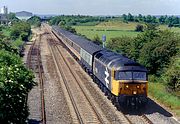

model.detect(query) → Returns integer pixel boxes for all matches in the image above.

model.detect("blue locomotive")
[52,26,148,108]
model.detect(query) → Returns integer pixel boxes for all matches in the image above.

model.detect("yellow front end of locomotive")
[111,79,148,96]
[111,68,148,97]
[118,81,148,96]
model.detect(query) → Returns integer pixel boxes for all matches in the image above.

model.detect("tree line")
[49,15,111,33]
[49,15,110,26]
[122,13,180,27]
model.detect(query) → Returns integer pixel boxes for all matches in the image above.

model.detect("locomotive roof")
[52,26,103,55]
[95,50,147,72]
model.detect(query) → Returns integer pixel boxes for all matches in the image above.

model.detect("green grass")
[159,25,180,33]
[73,21,140,41]
[74,21,180,42]
[148,82,180,116]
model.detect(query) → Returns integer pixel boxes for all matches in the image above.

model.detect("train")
[51,25,148,108]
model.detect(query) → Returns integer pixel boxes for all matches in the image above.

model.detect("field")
[73,21,180,42]
[73,21,140,41]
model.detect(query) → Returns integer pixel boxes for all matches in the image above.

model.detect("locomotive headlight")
[126,85,129,88]
[137,85,140,89]
[133,91,137,94]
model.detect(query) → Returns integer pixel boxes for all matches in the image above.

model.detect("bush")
[107,36,133,57]
[0,50,35,123]
[10,22,31,40]
[0,40,19,54]
[27,16,41,27]
[20,32,29,41]
[163,57,180,91]
[135,24,144,32]
[92,34,102,45]
[138,30,179,75]
[64,26,76,33]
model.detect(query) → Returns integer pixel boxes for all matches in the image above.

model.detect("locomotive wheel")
[111,96,115,105]
[103,87,107,94]
[105,89,108,96]
[101,85,104,92]
[107,92,111,100]
[114,97,120,110]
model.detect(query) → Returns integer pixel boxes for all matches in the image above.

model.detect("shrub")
[92,34,102,45]
[163,57,180,91]
[138,30,179,75]
[107,36,133,57]
[0,50,35,123]
[135,24,144,32]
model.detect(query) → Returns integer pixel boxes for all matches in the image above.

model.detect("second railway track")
[47,33,108,124]
[27,37,46,124]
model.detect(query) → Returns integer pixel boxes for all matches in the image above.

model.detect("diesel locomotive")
[51,25,148,108]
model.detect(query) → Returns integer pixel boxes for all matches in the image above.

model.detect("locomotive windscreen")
[115,71,147,81]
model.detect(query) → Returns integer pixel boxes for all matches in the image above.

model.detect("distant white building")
[16,11,33,20]
[0,6,8,15]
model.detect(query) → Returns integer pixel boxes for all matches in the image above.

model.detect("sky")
[0,0,180,15]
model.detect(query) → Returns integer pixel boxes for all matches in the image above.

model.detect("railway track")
[141,114,153,124]
[47,33,107,123]
[27,38,46,124]
[124,111,153,124]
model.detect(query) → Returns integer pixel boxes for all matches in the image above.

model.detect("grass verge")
[148,82,180,116]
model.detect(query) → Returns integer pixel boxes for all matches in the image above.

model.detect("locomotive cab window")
[115,71,146,81]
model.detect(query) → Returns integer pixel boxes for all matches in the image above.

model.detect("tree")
[145,15,152,23]
[7,13,20,23]
[138,14,143,21]
[127,13,134,21]
[138,30,179,74]
[27,16,41,27]
[0,50,35,123]
[107,36,133,56]
[58,21,66,27]
[145,23,158,31]
[122,14,127,21]
[135,24,144,32]
[64,26,76,34]
[0,40,19,54]
[164,57,180,91]
[10,22,31,40]
[130,26,159,60]
[159,16,166,24]
[92,34,102,45]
